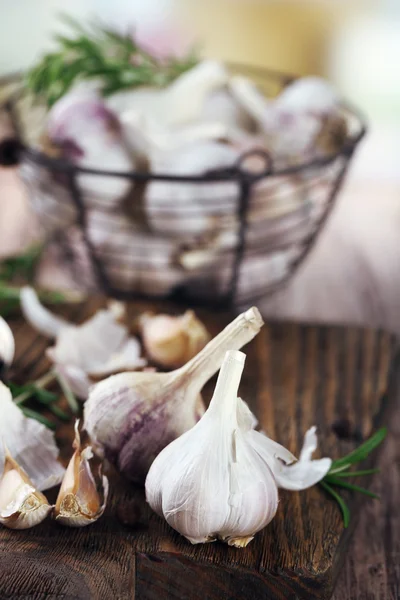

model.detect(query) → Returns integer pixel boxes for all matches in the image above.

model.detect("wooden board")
[0,300,398,600]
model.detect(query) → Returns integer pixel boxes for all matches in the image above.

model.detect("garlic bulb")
[146,141,239,239]
[0,315,15,379]
[54,422,108,527]
[0,451,53,530]
[47,92,134,208]
[0,382,65,490]
[146,350,332,547]
[139,310,210,369]
[84,307,264,483]
[230,75,346,165]
[20,287,147,398]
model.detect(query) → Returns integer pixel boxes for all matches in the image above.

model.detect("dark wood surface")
[0,300,398,600]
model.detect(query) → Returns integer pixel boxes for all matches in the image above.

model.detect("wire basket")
[0,66,366,309]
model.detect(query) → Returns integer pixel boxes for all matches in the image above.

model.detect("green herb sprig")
[320,427,387,527]
[26,14,199,108]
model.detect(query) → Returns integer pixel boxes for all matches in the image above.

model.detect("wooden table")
[0,302,398,599]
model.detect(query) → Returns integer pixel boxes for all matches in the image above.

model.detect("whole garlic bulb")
[146,350,332,547]
[139,310,210,369]
[146,350,278,547]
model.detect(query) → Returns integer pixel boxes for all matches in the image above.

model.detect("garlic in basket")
[84,307,263,483]
[46,92,134,208]
[0,315,15,379]
[146,350,331,547]
[54,422,108,527]
[139,310,210,369]
[0,450,53,530]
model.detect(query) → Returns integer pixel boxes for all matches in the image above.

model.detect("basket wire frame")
[0,67,366,309]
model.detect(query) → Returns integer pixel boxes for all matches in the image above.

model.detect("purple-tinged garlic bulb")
[47,92,134,208]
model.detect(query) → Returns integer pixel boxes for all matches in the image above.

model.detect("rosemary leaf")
[320,481,350,528]
[26,13,199,107]
[324,476,380,500]
[333,468,380,478]
[21,407,56,430]
[329,427,387,472]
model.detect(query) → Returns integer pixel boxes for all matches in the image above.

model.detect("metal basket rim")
[2,65,367,183]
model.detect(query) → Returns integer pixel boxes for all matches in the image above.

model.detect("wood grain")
[0,301,397,600]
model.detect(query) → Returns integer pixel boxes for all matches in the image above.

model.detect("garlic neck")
[208,351,245,420]
[178,307,262,394]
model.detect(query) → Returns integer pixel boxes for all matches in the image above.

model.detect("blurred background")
[0,0,399,330]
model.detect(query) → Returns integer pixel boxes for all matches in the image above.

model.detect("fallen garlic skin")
[20,287,147,398]
[146,350,332,547]
[0,382,65,490]
[139,310,210,369]
[84,307,264,483]
[0,451,52,530]
[146,351,278,547]
[0,316,15,378]
[54,422,108,527]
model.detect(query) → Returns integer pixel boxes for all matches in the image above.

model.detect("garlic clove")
[0,382,65,490]
[0,451,52,529]
[139,310,210,369]
[20,286,68,338]
[0,316,15,377]
[54,422,108,527]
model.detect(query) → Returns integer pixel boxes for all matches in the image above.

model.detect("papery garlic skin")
[20,287,147,398]
[146,351,278,547]
[139,310,210,369]
[85,307,264,483]
[0,452,52,530]
[0,382,65,490]
[55,422,108,527]
[0,316,15,376]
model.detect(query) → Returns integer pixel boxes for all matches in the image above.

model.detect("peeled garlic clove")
[139,310,210,369]
[0,316,15,378]
[0,451,52,529]
[54,422,108,527]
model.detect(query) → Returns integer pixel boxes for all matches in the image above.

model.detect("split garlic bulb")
[146,350,332,547]
[0,451,52,530]
[139,310,210,369]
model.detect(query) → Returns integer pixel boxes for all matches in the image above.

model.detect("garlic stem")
[181,307,262,386]
[208,350,245,418]
[14,371,57,406]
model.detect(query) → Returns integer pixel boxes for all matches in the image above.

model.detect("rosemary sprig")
[26,13,199,108]
[10,370,74,428]
[320,427,387,527]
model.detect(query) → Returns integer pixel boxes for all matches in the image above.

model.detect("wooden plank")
[0,301,397,600]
